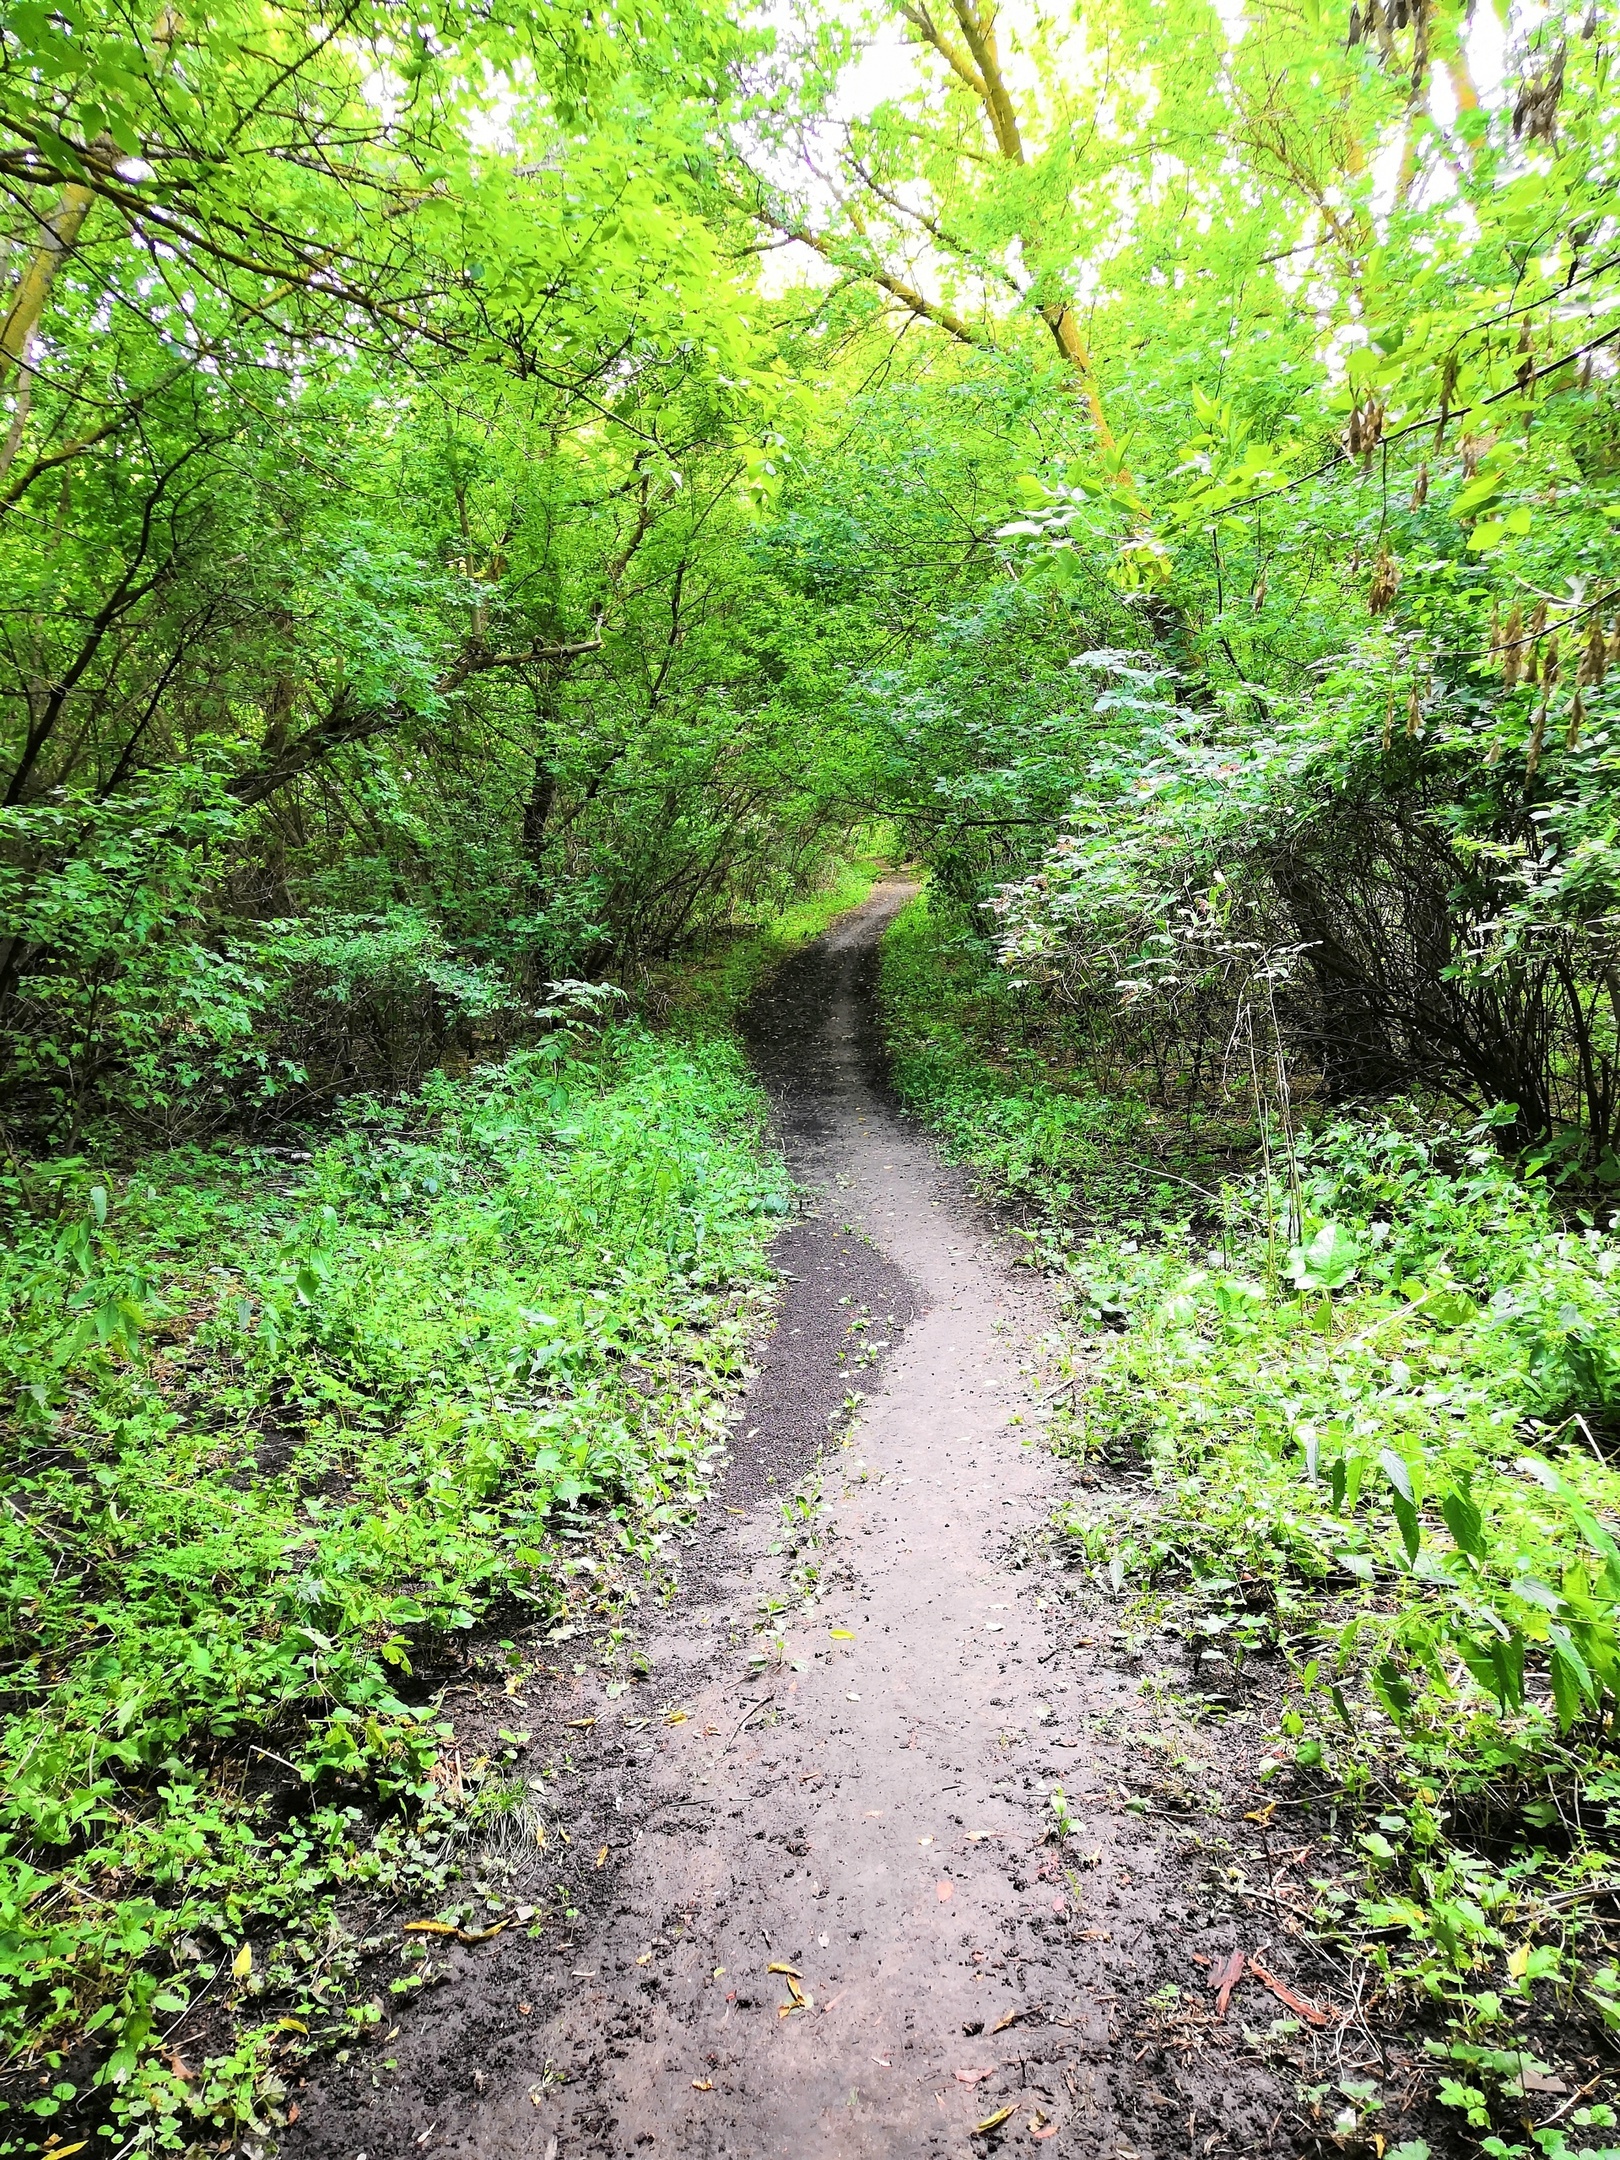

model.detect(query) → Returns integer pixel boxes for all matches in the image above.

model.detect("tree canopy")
[2,0,1619,1149]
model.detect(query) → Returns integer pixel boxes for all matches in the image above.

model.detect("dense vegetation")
[9,0,1620,2144]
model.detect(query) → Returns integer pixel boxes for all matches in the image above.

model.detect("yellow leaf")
[766,1961,801,1976]
[231,1944,253,1979]
[565,1717,595,1730]
[457,1920,510,1945]
[47,2144,88,2156]
[404,1920,458,1935]
[277,2017,308,2033]
[829,1628,855,1640]
[665,1710,688,1725]
[595,1845,609,1868]
[975,2105,1017,2134]
[1507,1943,1531,1980]
[692,2078,713,2091]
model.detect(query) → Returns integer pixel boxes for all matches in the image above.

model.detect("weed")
[0,1014,786,2150]
[881,891,1620,2142]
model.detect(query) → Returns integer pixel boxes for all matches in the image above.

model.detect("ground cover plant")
[0,998,796,2152]
[883,891,1620,2156]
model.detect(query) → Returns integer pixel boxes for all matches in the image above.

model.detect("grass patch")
[0,1010,786,2152]
[881,889,1620,2160]
[657,853,886,1027]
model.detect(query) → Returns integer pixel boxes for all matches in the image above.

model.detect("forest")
[6,0,1620,2148]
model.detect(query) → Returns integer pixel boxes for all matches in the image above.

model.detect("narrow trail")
[296,885,1299,2160]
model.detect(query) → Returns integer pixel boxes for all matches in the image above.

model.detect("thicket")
[884,895,1620,2156]
[0,1003,797,2149]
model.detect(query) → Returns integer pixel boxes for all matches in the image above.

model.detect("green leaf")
[1379,1448,1415,1505]
[1372,1658,1413,1718]
[1440,1489,1485,1561]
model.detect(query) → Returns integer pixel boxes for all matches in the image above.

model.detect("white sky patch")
[1465,1,1509,100]
[829,4,920,116]
[1368,125,1405,218]
[1429,56,1458,126]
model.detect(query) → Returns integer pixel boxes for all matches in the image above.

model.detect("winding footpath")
[295,884,1294,2160]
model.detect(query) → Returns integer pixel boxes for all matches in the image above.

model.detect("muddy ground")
[286,883,1440,2159]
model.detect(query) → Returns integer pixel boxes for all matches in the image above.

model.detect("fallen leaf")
[565,1716,595,1730]
[990,2008,1028,2034]
[830,1628,856,1640]
[1522,2070,1568,2094]
[1032,2128,1058,2143]
[1245,1801,1277,1825]
[766,1961,801,1977]
[277,2017,308,2033]
[405,1921,459,1936]
[518,2003,532,2015]
[955,2067,996,2086]
[596,1845,609,1868]
[691,2078,713,2092]
[637,1951,654,1966]
[47,2144,88,2157]
[231,1943,253,1978]
[974,2103,1017,2133]
[456,1920,509,1945]
[937,1880,954,1901]
[287,2104,300,2124]
[665,1710,688,1725]
[1248,1957,1331,2026]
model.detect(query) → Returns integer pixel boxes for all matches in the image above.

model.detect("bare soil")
[285,884,1394,2160]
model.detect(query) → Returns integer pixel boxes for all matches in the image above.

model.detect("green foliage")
[0,1015,783,2143]
[883,889,1620,2119]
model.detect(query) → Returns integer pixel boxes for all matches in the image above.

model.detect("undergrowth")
[882,890,1620,2160]
[0,900,834,2154]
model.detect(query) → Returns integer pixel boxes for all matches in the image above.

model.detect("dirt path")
[293,885,1305,2160]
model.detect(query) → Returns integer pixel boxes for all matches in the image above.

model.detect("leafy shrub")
[0,1016,785,2144]
[882,887,1620,2109]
